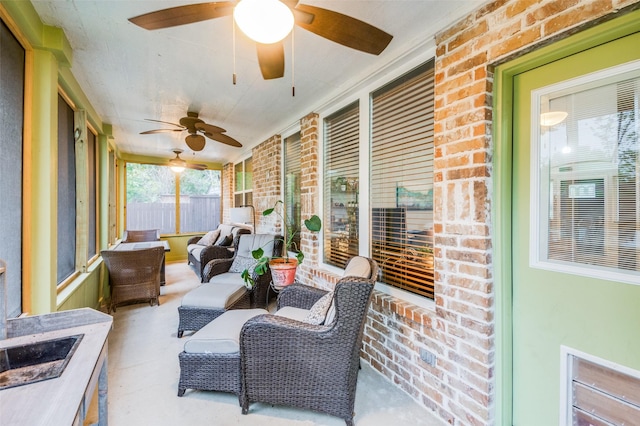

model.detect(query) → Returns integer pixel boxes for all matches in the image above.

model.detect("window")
[284,132,302,251]
[0,18,25,317]
[234,157,253,206]
[370,61,435,298]
[108,149,117,245]
[125,164,221,234]
[57,94,77,285]
[323,102,360,268]
[87,129,98,260]
[533,62,640,284]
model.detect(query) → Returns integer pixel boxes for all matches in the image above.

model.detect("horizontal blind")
[545,76,640,275]
[324,102,360,268]
[285,133,301,251]
[371,61,435,299]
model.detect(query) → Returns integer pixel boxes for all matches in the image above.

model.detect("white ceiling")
[30,0,485,166]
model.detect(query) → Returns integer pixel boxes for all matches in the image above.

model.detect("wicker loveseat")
[187,224,252,282]
[177,257,378,426]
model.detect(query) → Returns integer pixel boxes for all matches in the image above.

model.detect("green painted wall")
[495,10,640,425]
[2,1,111,313]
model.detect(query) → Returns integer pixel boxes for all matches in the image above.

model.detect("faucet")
[1,259,6,340]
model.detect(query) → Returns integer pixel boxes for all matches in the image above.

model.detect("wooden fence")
[126,195,220,234]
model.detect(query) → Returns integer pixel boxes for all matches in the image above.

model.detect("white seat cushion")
[209,272,244,286]
[187,244,204,258]
[183,308,268,354]
[274,306,310,322]
[181,280,246,308]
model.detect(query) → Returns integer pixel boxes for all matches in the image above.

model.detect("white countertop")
[0,309,112,426]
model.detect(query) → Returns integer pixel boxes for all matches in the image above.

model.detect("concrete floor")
[106,261,446,425]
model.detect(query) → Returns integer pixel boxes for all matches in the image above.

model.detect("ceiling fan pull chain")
[291,27,295,97]
[232,18,237,85]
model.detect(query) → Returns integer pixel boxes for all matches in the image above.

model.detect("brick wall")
[225,1,640,424]
[427,0,640,424]
[251,135,282,235]
[221,162,234,224]
[296,113,321,284]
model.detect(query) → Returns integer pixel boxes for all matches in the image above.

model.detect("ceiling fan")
[141,111,242,151]
[128,1,393,80]
[167,149,208,171]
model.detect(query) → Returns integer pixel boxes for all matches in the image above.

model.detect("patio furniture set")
[101,224,378,425]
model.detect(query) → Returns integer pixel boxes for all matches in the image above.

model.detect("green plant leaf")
[295,251,304,264]
[241,269,254,288]
[304,215,322,232]
[254,257,269,275]
[251,247,264,259]
[263,207,274,216]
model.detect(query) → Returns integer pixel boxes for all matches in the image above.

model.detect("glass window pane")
[179,169,221,233]
[235,162,244,192]
[285,133,302,251]
[324,102,360,268]
[371,61,435,299]
[126,163,176,234]
[537,65,640,283]
[245,157,253,190]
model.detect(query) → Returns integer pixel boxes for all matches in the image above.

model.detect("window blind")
[324,101,360,268]
[544,75,640,277]
[285,133,302,251]
[371,60,435,298]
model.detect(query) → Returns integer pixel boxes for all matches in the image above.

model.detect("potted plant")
[241,200,321,289]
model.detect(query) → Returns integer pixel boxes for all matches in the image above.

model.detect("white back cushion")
[343,256,371,278]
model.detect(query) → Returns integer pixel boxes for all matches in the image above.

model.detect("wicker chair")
[122,229,160,242]
[101,246,165,313]
[177,234,282,338]
[238,258,379,426]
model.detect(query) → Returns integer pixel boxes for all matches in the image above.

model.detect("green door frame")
[493,9,640,426]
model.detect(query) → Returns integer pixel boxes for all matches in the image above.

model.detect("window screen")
[88,130,97,259]
[57,95,77,284]
[0,19,25,317]
[371,60,435,298]
[324,102,360,268]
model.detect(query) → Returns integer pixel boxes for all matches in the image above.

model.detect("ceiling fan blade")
[256,42,285,80]
[294,4,393,55]
[144,118,184,128]
[205,132,242,148]
[195,122,226,134]
[140,129,183,135]
[129,2,234,30]
[187,163,208,171]
[185,134,206,151]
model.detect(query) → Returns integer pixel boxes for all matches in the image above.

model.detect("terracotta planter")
[269,258,298,289]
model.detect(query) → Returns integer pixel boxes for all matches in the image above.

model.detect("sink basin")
[0,334,84,390]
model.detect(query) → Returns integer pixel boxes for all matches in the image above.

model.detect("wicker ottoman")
[177,278,251,338]
[178,308,268,397]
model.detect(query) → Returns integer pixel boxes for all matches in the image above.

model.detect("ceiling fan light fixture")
[169,155,187,173]
[234,0,294,44]
[540,111,568,127]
